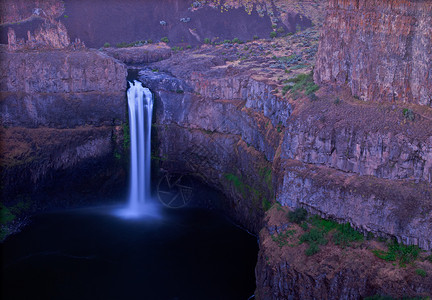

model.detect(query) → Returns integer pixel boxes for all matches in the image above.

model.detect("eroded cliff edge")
[314,0,432,106]
[131,1,432,295]
[0,46,128,209]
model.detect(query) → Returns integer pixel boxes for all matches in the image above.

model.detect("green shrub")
[277,27,285,33]
[305,243,320,256]
[426,255,432,263]
[271,229,296,248]
[364,296,396,300]
[309,216,339,233]
[203,38,211,44]
[373,241,420,266]
[176,89,184,94]
[288,208,307,224]
[300,228,328,245]
[0,204,15,225]
[282,85,291,95]
[160,37,169,43]
[286,72,319,96]
[103,42,110,48]
[186,45,192,49]
[402,108,415,121]
[122,123,130,149]
[232,37,241,44]
[416,269,427,278]
[262,199,272,211]
[224,173,245,194]
[270,31,277,38]
[333,223,364,247]
[272,24,277,29]
[309,93,318,101]
[253,35,259,40]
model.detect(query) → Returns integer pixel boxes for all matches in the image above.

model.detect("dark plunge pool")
[0,202,258,300]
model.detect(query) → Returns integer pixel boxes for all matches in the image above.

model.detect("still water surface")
[1,202,258,300]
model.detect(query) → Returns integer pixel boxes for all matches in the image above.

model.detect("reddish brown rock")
[255,205,432,300]
[314,0,432,106]
[0,0,64,25]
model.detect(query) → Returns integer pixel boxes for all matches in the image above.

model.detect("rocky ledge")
[256,205,432,299]
[0,46,128,209]
[138,39,432,251]
[132,26,432,297]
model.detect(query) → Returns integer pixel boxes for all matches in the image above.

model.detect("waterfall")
[127,80,153,208]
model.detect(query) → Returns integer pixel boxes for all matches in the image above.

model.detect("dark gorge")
[1,0,432,299]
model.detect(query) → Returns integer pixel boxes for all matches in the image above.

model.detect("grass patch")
[116,40,148,48]
[289,64,308,70]
[415,269,427,278]
[298,216,364,256]
[123,123,130,149]
[224,171,273,211]
[288,208,307,224]
[284,72,319,98]
[271,228,296,248]
[0,200,31,241]
[262,198,272,211]
[300,227,328,256]
[333,223,364,247]
[373,241,421,266]
[0,204,16,225]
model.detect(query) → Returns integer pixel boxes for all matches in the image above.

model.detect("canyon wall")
[0,47,128,206]
[136,28,432,295]
[314,0,432,106]
[140,50,432,250]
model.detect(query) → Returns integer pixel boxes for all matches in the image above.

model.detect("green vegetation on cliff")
[0,200,31,241]
[224,167,273,212]
[373,241,421,267]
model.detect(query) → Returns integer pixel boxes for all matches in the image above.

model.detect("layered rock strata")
[140,49,432,250]
[314,0,432,106]
[255,206,432,299]
[0,47,127,205]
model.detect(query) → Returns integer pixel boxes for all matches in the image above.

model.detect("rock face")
[314,0,432,106]
[0,0,64,25]
[102,44,172,65]
[255,206,432,300]
[136,37,432,297]
[7,18,86,52]
[141,47,432,250]
[0,47,128,206]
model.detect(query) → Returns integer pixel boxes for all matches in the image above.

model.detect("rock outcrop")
[314,0,432,106]
[255,206,432,299]
[139,45,432,251]
[0,0,64,25]
[102,44,172,65]
[7,18,85,51]
[0,47,128,206]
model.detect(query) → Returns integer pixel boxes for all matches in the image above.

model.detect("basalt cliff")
[1,0,432,299]
[0,44,127,207]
